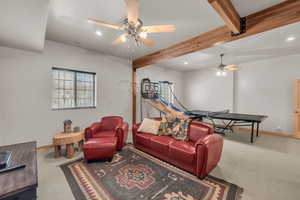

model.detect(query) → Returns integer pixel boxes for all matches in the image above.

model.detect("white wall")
[136,65,184,122]
[236,54,300,134]
[183,69,234,112]
[0,40,132,146]
[183,54,300,134]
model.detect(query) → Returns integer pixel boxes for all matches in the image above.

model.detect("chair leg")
[66,144,75,158]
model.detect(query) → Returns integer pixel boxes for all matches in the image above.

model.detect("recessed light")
[87,19,94,24]
[95,31,102,36]
[286,36,296,42]
[139,32,147,39]
[184,61,188,65]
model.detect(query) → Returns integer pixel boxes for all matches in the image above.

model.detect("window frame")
[52,67,97,110]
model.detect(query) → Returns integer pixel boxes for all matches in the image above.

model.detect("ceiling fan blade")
[88,18,124,30]
[139,38,155,47]
[112,34,128,45]
[224,65,240,71]
[141,25,176,33]
[125,0,139,25]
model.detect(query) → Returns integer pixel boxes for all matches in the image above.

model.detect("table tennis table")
[187,110,267,143]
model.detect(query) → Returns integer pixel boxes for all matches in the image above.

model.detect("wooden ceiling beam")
[133,0,300,69]
[208,0,241,33]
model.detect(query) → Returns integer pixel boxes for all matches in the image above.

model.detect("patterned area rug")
[60,145,243,200]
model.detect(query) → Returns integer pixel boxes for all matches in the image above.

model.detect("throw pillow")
[138,118,161,135]
[158,117,173,136]
[171,119,191,141]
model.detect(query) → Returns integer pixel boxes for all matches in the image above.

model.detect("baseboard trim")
[234,127,294,138]
[37,145,54,151]
[292,132,300,139]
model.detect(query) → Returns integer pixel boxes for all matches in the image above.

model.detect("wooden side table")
[53,131,84,159]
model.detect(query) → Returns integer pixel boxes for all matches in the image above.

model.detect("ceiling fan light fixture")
[216,53,239,76]
[139,32,147,39]
[216,69,227,77]
[88,0,175,47]
[121,35,127,42]
[87,19,94,24]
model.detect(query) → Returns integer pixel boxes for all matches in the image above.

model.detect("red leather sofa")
[132,120,223,178]
[84,116,129,155]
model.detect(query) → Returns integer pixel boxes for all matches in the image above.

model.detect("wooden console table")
[0,141,37,200]
[53,131,84,158]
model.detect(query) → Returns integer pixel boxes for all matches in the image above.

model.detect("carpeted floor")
[37,131,300,200]
[60,146,243,200]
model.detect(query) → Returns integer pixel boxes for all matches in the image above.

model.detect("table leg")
[251,122,254,143]
[54,145,61,158]
[78,140,84,151]
[256,122,260,137]
[66,143,75,158]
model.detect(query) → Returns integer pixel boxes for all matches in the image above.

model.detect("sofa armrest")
[84,127,92,141]
[132,123,142,134]
[132,123,142,145]
[115,122,129,150]
[84,122,103,140]
[195,134,223,178]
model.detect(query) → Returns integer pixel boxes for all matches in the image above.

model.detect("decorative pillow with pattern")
[171,118,191,141]
[158,116,176,136]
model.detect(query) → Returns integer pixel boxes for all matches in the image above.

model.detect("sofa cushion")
[93,131,116,138]
[169,140,196,164]
[135,133,154,148]
[150,136,175,155]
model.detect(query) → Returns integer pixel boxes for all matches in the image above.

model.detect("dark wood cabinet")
[0,142,37,200]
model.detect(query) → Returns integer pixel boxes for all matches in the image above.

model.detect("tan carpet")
[37,132,300,200]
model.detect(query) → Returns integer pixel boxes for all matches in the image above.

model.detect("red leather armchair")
[132,120,223,179]
[85,116,129,150]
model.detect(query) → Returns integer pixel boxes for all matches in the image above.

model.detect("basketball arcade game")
[140,78,267,143]
[140,78,188,120]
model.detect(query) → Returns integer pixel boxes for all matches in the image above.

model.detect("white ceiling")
[156,22,300,71]
[0,0,49,52]
[231,0,286,17]
[46,0,225,59]
[45,0,288,60]
[0,0,292,62]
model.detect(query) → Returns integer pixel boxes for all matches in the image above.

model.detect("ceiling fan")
[87,0,176,47]
[216,54,240,76]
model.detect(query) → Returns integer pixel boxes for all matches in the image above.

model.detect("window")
[159,81,174,104]
[52,68,96,110]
